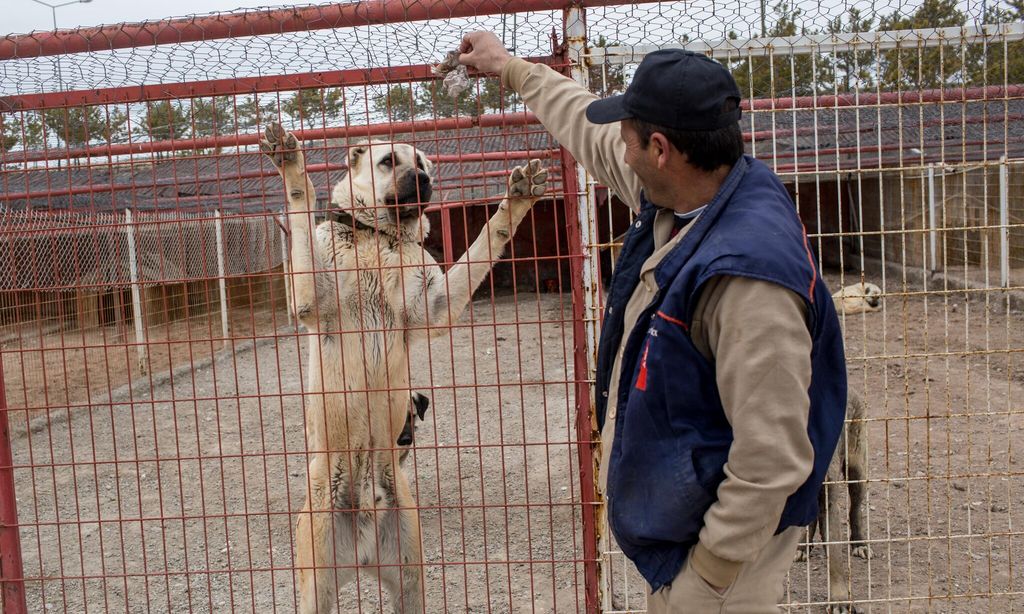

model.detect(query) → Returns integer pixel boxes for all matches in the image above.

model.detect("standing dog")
[261,122,546,614]
[797,391,871,614]
[795,284,882,613]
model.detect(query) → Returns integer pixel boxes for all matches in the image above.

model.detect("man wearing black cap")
[459,32,847,612]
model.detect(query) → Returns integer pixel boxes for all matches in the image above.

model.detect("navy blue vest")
[596,156,847,590]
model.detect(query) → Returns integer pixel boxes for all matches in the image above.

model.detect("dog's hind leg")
[378,473,424,614]
[845,395,872,560]
[295,465,341,614]
[822,475,861,614]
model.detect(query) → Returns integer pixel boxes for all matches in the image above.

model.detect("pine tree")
[878,0,966,90]
[728,1,834,98]
[236,94,277,130]
[1,116,17,153]
[191,96,236,138]
[283,88,344,124]
[965,0,1024,86]
[828,8,876,92]
[415,77,516,118]
[143,101,190,158]
[20,112,45,149]
[41,106,117,149]
[374,84,419,121]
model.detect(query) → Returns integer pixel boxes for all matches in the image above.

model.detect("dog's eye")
[416,156,426,171]
[380,154,396,168]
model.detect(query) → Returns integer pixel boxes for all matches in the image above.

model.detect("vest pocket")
[608,442,716,553]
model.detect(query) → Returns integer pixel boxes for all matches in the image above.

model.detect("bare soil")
[6,270,1024,613]
[604,270,1024,613]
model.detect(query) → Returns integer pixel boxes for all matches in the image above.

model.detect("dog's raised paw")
[507,158,548,199]
[259,121,300,169]
[793,547,810,563]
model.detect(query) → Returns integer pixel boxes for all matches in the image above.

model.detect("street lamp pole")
[27,0,93,90]
[27,0,92,29]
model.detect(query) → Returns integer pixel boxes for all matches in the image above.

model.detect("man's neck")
[664,163,733,214]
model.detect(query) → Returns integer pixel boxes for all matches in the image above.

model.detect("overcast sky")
[4,0,309,35]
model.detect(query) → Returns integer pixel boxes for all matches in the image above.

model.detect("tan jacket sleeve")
[687,276,815,588]
[501,58,643,212]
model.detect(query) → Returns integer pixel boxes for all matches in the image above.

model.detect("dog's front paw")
[493,159,547,239]
[507,158,548,199]
[793,546,810,563]
[851,544,873,560]
[260,121,301,170]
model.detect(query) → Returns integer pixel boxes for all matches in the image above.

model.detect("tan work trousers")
[646,527,803,614]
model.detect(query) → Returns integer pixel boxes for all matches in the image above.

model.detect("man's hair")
[631,99,744,172]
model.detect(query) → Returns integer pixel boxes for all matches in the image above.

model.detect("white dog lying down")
[832,282,882,314]
[261,121,547,614]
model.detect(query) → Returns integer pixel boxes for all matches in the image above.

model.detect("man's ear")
[650,132,671,168]
[348,145,368,170]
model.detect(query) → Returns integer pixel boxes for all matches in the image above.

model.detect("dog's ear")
[348,145,369,170]
[417,153,435,175]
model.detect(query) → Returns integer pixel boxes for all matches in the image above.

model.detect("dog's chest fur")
[314,220,430,330]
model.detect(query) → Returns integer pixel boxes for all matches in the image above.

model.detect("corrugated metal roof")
[4,101,1022,213]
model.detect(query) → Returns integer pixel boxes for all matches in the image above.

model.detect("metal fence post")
[214,210,230,344]
[0,354,27,614]
[928,164,937,273]
[279,216,292,329]
[999,156,1009,288]
[561,5,603,611]
[125,209,148,374]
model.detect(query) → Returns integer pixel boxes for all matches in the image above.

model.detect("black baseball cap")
[586,49,742,131]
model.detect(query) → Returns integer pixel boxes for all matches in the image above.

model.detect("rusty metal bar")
[2,112,545,164]
[0,354,28,614]
[0,0,661,61]
[561,6,601,611]
[0,57,564,113]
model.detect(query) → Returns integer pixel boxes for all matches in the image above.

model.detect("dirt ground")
[7,291,585,614]
[5,267,1024,613]
[604,268,1024,613]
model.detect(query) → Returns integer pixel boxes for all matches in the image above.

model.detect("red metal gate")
[0,2,609,611]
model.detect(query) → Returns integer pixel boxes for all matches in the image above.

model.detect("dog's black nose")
[417,171,431,188]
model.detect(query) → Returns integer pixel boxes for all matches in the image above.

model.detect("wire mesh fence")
[1,0,1022,612]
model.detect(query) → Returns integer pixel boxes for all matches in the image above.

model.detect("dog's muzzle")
[393,170,433,213]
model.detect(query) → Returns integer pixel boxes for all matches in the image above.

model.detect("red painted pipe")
[0,356,28,614]
[746,84,1024,110]
[0,0,660,61]
[0,64,438,112]
[0,149,562,203]
[4,80,1019,164]
[1,111,544,164]
[0,56,564,113]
